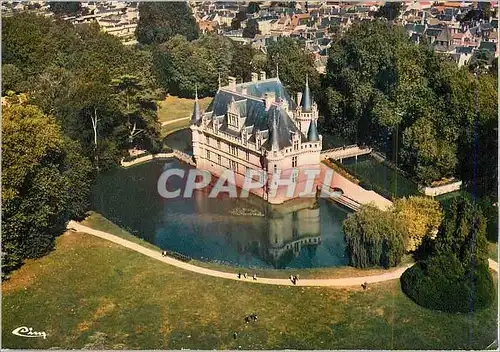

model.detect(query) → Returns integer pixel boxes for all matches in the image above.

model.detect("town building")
[190,71,322,204]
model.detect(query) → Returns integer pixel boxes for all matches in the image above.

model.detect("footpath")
[67,221,498,287]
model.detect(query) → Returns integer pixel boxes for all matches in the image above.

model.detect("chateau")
[191,71,322,204]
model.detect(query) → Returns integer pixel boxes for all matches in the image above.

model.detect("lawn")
[160,119,191,137]
[488,242,498,261]
[2,230,497,350]
[157,95,212,123]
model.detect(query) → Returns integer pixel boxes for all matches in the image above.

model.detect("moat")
[91,159,350,269]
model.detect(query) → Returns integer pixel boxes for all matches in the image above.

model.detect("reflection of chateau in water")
[191,188,322,268]
[93,160,348,269]
[265,200,321,268]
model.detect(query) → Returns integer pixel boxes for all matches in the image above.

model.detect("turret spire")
[300,74,312,112]
[191,84,201,125]
[307,119,320,142]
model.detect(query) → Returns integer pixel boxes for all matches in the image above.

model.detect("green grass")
[158,96,212,123]
[2,231,497,350]
[161,119,191,137]
[488,242,498,261]
[82,212,161,252]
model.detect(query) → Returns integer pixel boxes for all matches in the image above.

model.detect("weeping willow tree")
[343,205,408,268]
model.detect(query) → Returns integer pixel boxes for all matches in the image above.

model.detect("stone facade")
[191,72,322,204]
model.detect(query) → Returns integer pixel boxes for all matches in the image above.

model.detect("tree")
[247,2,261,14]
[48,1,82,16]
[322,20,495,187]
[135,2,199,45]
[2,104,93,278]
[343,205,408,268]
[3,13,162,168]
[265,37,320,96]
[400,196,495,312]
[374,2,403,21]
[111,75,161,151]
[392,196,443,251]
[1,64,25,94]
[153,34,261,98]
[243,19,260,39]
[231,10,247,30]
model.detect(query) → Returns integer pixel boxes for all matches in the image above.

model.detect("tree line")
[320,20,497,198]
[1,13,162,277]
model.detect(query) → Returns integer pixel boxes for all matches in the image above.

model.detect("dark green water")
[91,159,350,269]
[163,129,192,154]
[342,154,419,198]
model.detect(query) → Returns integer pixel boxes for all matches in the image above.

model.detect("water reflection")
[92,159,349,269]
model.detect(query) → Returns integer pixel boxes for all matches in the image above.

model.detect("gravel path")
[67,221,498,287]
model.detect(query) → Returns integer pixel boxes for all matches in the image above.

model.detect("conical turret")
[191,85,201,125]
[300,74,312,112]
[307,119,319,142]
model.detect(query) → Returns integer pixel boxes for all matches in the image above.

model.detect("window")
[273,164,278,174]
[218,155,222,165]
[246,151,250,161]
[217,140,221,149]
[230,160,237,171]
[230,145,237,156]
[206,150,211,160]
[206,135,210,144]
[292,156,297,168]
[293,140,299,151]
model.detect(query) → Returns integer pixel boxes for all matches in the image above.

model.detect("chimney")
[296,92,303,106]
[264,93,275,110]
[251,72,258,82]
[228,76,236,91]
[260,71,266,81]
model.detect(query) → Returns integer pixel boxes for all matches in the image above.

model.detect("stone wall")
[420,180,462,196]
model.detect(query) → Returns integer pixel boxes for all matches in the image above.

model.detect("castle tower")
[295,74,318,136]
[191,85,201,125]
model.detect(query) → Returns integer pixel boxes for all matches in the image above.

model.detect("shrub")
[343,205,407,268]
[401,196,495,312]
[161,145,173,153]
[393,196,443,252]
[359,180,372,190]
[401,255,495,312]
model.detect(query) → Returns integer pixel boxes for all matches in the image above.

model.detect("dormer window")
[293,140,299,151]
[228,112,239,128]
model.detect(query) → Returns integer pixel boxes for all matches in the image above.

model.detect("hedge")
[324,159,360,184]
[400,255,495,312]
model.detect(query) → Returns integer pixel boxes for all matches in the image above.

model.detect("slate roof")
[307,120,320,142]
[203,78,306,150]
[455,46,474,54]
[478,41,497,52]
